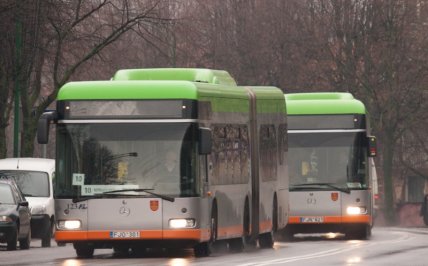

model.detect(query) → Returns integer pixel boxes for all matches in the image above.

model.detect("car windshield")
[0,171,50,197]
[288,132,368,189]
[55,122,198,198]
[0,183,15,204]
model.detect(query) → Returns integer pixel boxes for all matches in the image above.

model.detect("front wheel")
[258,231,274,248]
[41,220,53,247]
[74,243,95,258]
[228,237,244,252]
[346,224,371,240]
[19,229,31,250]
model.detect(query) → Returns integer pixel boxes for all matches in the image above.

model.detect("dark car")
[0,178,31,250]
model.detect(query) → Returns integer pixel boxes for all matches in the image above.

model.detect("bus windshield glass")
[55,122,198,198]
[288,132,368,189]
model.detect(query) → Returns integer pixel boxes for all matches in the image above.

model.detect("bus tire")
[346,224,371,240]
[258,231,274,248]
[281,227,295,241]
[113,246,130,257]
[194,242,210,257]
[74,243,95,258]
[228,237,244,252]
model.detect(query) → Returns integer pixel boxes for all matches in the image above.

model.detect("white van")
[0,158,55,247]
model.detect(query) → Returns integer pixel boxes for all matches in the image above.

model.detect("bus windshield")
[55,122,198,198]
[288,132,368,189]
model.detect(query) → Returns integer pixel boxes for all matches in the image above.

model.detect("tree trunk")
[20,115,37,157]
[382,130,396,225]
[0,127,7,158]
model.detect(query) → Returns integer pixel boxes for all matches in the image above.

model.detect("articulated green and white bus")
[284,93,376,240]
[38,68,289,257]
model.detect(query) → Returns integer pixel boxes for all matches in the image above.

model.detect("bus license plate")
[110,231,140,239]
[300,217,324,223]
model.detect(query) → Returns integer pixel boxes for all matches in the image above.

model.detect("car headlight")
[0,215,13,223]
[31,205,47,215]
[346,206,367,215]
[58,220,81,230]
[169,218,196,229]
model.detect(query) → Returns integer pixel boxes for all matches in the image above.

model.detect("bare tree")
[5,0,173,157]
[302,0,428,223]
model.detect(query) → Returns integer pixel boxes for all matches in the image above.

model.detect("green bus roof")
[112,68,237,86]
[285,92,366,115]
[57,80,200,100]
[57,81,285,114]
[57,68,285,114]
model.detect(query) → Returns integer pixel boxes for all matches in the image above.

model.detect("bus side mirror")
[199,127,212,155]
[367,136,377,157]
[37,111,57,144]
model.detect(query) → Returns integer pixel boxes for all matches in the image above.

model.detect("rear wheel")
[74,243,95,258]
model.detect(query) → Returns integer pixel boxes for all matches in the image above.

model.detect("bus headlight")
[169,218,195,229]
[58,220,81,230]
[346,206,367,215]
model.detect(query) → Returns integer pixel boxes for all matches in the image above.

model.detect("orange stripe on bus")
[259,220,273,233]
[55,229,209,242]
[216,220,273,239]
[288,215,371,224]
[217,225,243,239]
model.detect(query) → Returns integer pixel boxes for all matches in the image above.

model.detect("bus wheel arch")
[243,197,251,242]
[258,195,276,249]
[210,199,218,242]
[272,193,278,232]
[194,200,217,257]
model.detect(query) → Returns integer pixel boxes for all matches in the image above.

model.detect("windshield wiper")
[291,183,351,194]
[72,188,175,203]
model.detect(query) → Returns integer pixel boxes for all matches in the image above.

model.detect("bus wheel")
[113,246,130,257]
[228,237,244,252]
[346,225,371,240]
[281,227,295,241]
[258,231,274,248]
[74,243,95,258]
[194,242,210,257]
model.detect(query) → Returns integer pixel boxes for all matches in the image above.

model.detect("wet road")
[1,227,427,266]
